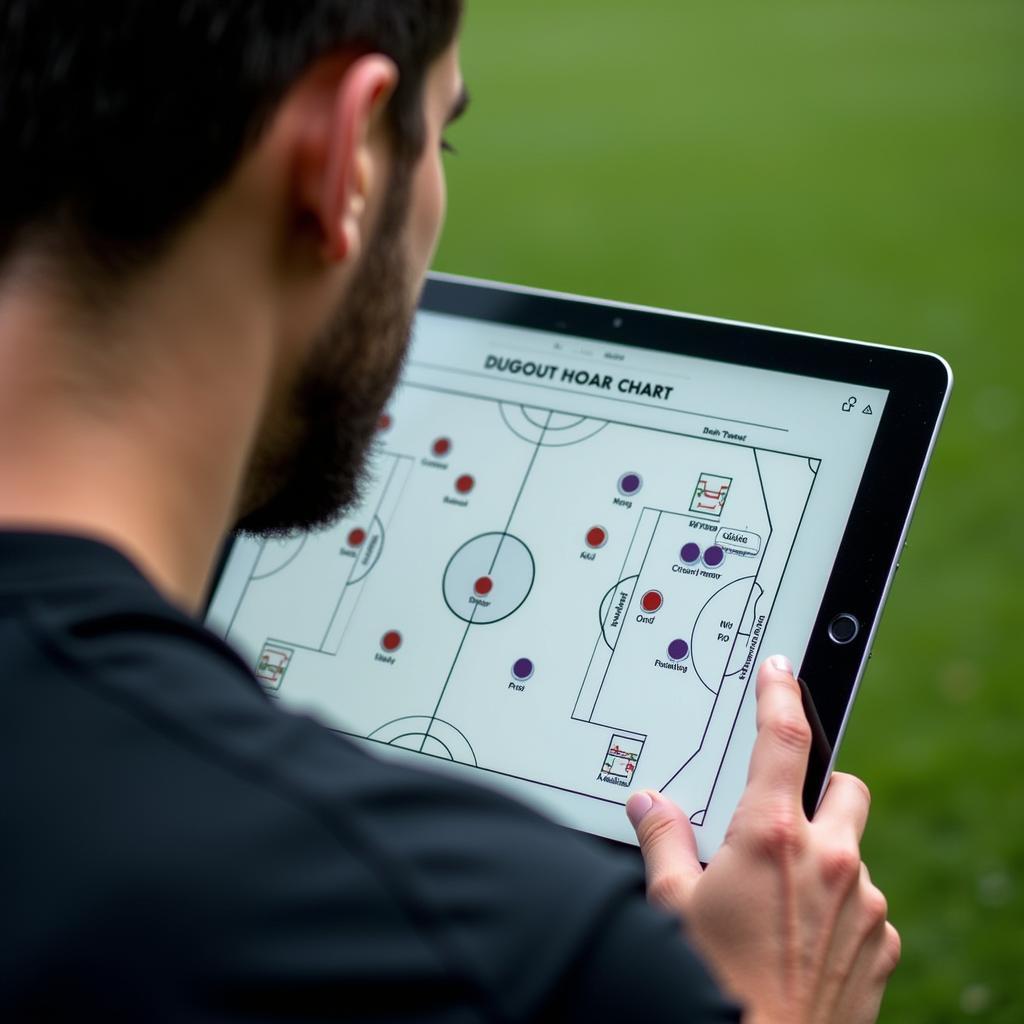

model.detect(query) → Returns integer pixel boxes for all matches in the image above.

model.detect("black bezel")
[419,273,952,824]
[205,273,950,848]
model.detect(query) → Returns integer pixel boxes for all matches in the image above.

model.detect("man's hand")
[626,656,900,1024]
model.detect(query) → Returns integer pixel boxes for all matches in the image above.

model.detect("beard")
[234,170,415,538]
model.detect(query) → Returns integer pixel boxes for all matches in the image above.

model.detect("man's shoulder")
[2,534,738,1020]
[3,536,654,1009]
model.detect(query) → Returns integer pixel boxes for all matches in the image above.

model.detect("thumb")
[626,789,704,912]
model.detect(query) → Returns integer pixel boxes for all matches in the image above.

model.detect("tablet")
[206,273,952,861]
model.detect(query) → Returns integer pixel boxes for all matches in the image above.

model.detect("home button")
[828,613,860,645]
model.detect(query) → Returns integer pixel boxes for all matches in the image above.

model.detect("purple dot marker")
[667,638,689,661]
[512,658,534,681]
[617,472,642,496]
[680,542,701,564]
[704,545,725,568]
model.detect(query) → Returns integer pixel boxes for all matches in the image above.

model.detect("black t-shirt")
[0,532,740,1022]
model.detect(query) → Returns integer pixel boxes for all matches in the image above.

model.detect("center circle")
[443,532,536,625]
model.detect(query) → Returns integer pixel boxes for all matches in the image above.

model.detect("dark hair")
[0,1,462,276]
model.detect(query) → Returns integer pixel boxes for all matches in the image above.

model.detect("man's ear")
[295,53,399,264]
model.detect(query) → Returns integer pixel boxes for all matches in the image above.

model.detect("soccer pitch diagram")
[210,381,820,833]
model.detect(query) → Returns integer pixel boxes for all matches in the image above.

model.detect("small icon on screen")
[842,396,858,412]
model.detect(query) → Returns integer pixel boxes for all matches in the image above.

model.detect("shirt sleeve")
[37,602,743,1023]
[541,885,743,1022]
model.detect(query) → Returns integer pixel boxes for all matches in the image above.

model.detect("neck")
[0,250,276,613]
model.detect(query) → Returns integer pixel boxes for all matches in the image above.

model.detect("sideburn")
[235,159,415,538]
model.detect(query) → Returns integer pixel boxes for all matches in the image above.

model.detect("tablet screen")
[208,302,890,859]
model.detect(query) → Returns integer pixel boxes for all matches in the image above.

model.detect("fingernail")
[770,654,793,675]
[626,791,654,828]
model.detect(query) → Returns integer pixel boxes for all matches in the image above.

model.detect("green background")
[433,2,1023,1020]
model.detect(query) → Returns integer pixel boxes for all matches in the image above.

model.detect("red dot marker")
[378,413,392,431]
[640,590,663,613]
[586,526,608,549]
[381,630,402,653]
[347,527,367,548]
[455,474,475,494]
[432,437,452,457]
[474,576,493,596]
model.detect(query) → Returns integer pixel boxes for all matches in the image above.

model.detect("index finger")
[744,656,812,808]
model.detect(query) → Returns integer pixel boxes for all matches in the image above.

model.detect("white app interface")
[208,310,888,859]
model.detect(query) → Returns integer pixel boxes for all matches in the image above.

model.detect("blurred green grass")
[433,2,1023,1020]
